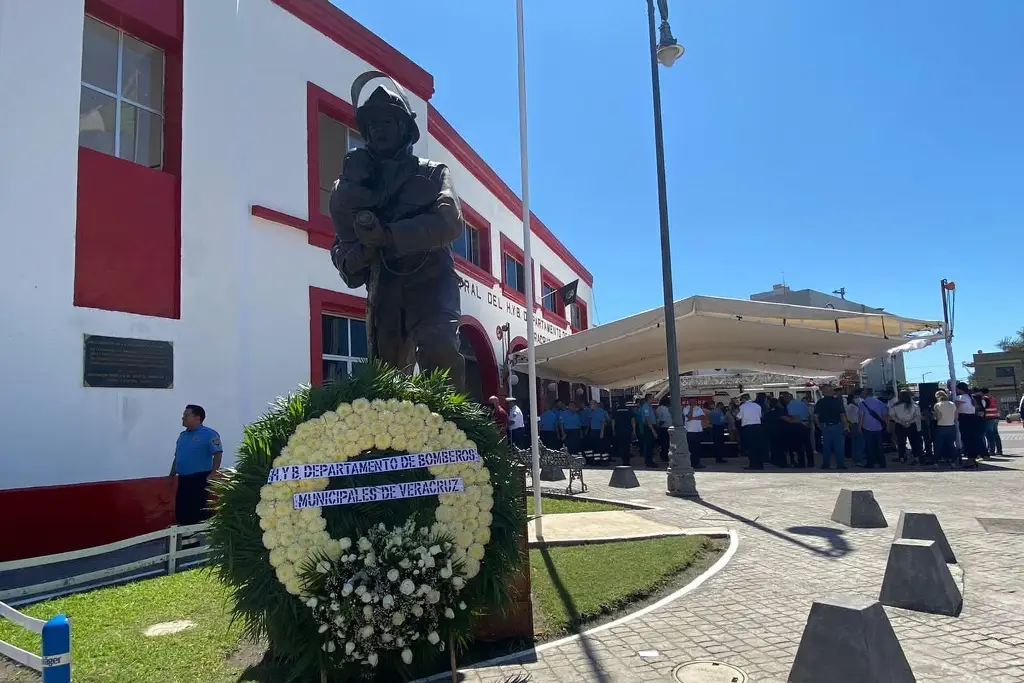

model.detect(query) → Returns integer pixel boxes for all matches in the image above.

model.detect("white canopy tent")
[512,296,943,388]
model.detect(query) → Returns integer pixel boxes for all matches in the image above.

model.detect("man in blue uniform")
[170,404,223,527]
[538,402,563,450]
[586,399,609,455]
[560,401,584,455]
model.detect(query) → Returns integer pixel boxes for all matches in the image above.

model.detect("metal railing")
[0,602,71,682]
[0,522,211,606]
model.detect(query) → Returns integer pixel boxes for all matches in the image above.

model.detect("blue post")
[41,614,71,683]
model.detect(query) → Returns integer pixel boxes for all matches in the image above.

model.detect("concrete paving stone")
[445,434,1024,683]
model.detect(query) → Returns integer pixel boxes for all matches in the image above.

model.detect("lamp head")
[656,21,685,67]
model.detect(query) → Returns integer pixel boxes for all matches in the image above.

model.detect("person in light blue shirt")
[560,401,583,454]
[585,399,609,454]
[710,402,728,463]
[781,392,814,467]
[637,394,658,467]
[538,402,563,450]
[170,404,223,527]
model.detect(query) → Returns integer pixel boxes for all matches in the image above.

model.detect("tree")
[997,327,1024,352]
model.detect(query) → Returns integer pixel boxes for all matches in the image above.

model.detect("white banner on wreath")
[292,477,465,509]
[267,449,480,484]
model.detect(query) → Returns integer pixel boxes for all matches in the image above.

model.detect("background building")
[750,284,905,391]
[968,350,1024,414]
[0,0,593,560]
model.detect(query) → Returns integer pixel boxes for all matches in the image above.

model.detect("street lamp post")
[646,0,697,498]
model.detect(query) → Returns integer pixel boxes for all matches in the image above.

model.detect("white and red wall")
[0,0,593,561]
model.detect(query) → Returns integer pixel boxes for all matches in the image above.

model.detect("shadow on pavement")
[785,525,852,558]
[695,500,851,559]
[537,547,612,683]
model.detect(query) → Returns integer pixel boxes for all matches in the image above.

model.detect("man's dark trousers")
[741,424,767,469]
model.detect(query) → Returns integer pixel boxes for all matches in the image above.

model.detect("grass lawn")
[0,570,244,683]
[0,536,718,681]
[525,495,623,516]
[530,535,714,637]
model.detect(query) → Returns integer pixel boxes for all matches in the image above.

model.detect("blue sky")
[339,0,1022,381]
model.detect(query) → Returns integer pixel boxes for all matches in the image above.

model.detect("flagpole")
[515,0,543,540]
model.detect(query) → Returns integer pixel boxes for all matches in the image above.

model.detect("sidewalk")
[458,439,1024,682]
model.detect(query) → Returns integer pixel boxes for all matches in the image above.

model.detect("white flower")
[429,544,442,556]
[440,567,452,579]
[306,597,318,608]
[358,537,371,551]
[334,616,344,626]
[401,648,413,664]
[345,641,356,654]
[381,633,394,643]
[445,608,455,619]
[340,537,352,550]
[427,631,440,645]
[318,624,328,633]
[359,625,374,639]
[363,605,373,618]
[367,653,379,667]
[412,604,424,617]
[399,558,412,569]
[400,579,415,596]
[361,593,372,604]
[459,601,467,610]
[316,561,330,573]
[427,589,441,604]
[364,554,376,567]
[424,556,436,569]
[352,398,371,413]
[387,569,400,582]
[342,583,354,596]
[392,612,405,626]
[322,640,336,652]
[355,585,367,596]
[382,595,395,609]
[468,544,485,561]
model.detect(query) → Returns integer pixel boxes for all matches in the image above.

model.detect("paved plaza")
[457,424,1024,683]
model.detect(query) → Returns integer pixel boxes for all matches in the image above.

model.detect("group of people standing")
[488,381,1004,472]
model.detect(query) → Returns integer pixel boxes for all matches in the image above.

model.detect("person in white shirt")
[506,398,526,449]
[683,401,708,469]
[932,389,959,467]
[888,391,923,464]
[845,391,864,466]
[737,393,767,470]
[953,382,982,466]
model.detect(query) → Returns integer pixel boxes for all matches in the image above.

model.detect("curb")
[529,491,659,511]
[528,527,731,548]
[414,528,740,682]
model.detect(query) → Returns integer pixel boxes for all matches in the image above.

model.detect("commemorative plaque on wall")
[82,335,174,389]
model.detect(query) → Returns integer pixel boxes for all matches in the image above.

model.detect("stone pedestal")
[608,466,640,488]
[539,462,565,482]
[665,425,699,498]
[894,510,956,563]
[473,470,534,640]
[788,595,915,683]
[830,489,887,528]
[879,538,962,616]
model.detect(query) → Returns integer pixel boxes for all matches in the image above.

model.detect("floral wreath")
[210,368,524,680]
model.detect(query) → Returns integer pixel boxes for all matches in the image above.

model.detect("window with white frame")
[503,253,526,294]
[453,223,482,268]
[541,283,558,313]
[79,15,165,169]
[569,302,582,330]
[322,313,368,381]
[318,114,364,216]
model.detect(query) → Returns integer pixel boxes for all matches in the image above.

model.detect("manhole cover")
[673,661,748,683]
[977,518,1024,534]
